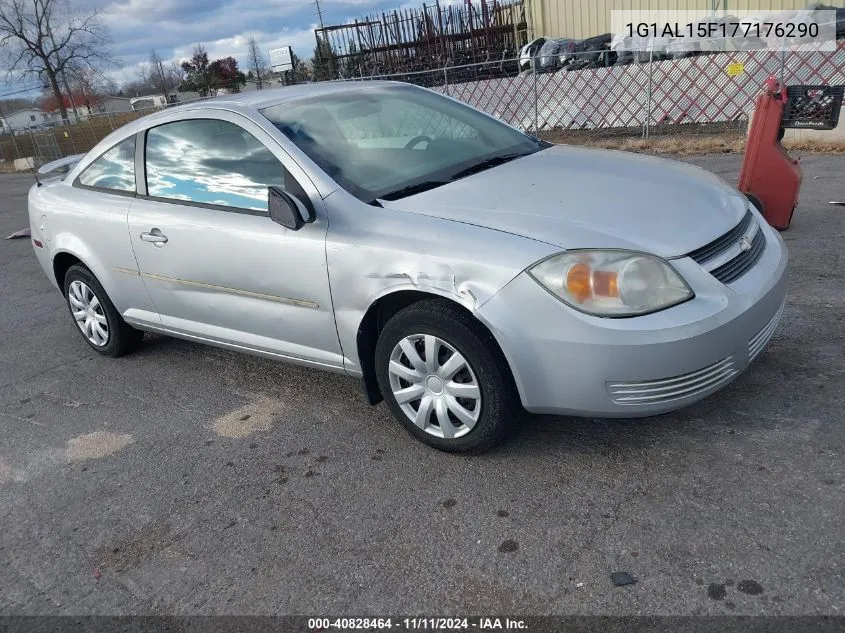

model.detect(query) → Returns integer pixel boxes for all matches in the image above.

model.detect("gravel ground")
[0,154,842,617]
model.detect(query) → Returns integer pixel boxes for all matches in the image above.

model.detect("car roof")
[178,80,405,112]
[115,80,408,135]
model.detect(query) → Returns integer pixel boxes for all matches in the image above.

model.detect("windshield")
[260,84,547,203]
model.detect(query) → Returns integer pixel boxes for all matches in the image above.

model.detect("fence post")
[532,55,538,135]
[67,125,77,154]
[105,110,114,131]
[643,44,655,140]
[0,108,20,159]
[443,62,449,96]
[28,129,37,164]
[8,129,22,160]
[87,115,98,152]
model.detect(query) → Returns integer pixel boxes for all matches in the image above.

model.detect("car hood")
[381,145,748,258]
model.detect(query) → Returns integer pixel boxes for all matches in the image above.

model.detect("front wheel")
[374,299,521,453]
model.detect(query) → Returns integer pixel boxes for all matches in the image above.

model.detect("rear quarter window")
[76,136,136,193]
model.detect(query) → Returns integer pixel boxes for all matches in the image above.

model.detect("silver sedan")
[28,82,788,452]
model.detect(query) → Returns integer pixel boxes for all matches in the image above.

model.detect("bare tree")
[127,63,159,96]
[0,0,115,122]
[65,62,118,113]
[245,36,268,89]
[148,50,178,100]
[124,52,181,98]
[102,76,118,96]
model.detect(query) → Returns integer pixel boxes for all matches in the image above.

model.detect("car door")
[127,111,343,370]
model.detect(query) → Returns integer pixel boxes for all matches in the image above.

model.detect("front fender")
[325,191,558,374]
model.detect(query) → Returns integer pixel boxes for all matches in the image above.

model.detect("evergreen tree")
[311,36,337,82]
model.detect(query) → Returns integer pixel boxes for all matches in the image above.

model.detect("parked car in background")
[518,37,546,72]
[28,82,788,452]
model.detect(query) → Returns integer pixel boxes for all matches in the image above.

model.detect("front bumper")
[476,220,789,417]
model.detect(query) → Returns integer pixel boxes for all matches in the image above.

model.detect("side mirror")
[268,186,314,231]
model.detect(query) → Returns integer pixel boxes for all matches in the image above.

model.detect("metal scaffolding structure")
[314,0,528,79]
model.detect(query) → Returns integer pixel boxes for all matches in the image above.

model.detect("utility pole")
[156,59,170,103]
[314,0,325,30]
[314,0,334,79]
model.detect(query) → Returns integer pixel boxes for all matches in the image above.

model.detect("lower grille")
[749,303,785,362]
[608,356,737,406]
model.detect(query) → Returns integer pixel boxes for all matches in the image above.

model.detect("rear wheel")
[63,265,143,357]
[375,299,521,453]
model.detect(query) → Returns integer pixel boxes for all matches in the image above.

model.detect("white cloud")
[104,26,318,87]
[171,28,317,65]
[62,0,403,90]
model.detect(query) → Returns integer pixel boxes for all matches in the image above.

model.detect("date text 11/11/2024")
[307,618,528,630]
[625,21,820,39]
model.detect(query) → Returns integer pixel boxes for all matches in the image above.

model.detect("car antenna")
[32,164,42,187]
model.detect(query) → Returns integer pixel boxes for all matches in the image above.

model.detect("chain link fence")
[350,40,845,147]
[1,41,842,169]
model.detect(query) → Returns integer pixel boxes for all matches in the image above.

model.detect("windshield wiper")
[375,151,534,202]
[448,152,529,181]
[378,180,449,201]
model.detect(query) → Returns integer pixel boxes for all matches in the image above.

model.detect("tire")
[63,264,143,357]
[374,299,521,453]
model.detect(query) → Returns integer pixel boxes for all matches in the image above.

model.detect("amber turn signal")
[565,263,619,303]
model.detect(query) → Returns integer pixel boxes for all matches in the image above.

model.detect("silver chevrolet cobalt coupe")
[28,82,788,452]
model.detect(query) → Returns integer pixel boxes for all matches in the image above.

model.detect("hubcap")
[68,280,109,347]
[387,334,481,439]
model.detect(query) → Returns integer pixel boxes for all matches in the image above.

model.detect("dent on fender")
[359,256,509,313]
[365,262,480,309]
[333,251,524,375]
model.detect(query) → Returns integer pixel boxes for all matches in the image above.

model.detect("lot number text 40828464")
[307,618,529,630]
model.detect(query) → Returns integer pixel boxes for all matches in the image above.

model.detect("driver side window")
[144,118,293,213]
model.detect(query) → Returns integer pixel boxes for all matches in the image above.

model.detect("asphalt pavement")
[0,154,843,617]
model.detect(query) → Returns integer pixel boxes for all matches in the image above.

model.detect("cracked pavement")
[0,154,843,615]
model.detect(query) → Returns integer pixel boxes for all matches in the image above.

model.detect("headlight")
[528,250,693,317]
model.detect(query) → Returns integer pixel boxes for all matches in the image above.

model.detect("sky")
[0,0,409,99]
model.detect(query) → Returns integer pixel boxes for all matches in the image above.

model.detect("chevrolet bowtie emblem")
[738,236,753,252]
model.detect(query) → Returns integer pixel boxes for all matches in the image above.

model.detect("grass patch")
[540,122,845,155]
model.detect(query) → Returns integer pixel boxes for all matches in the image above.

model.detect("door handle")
[140,229,168,246]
